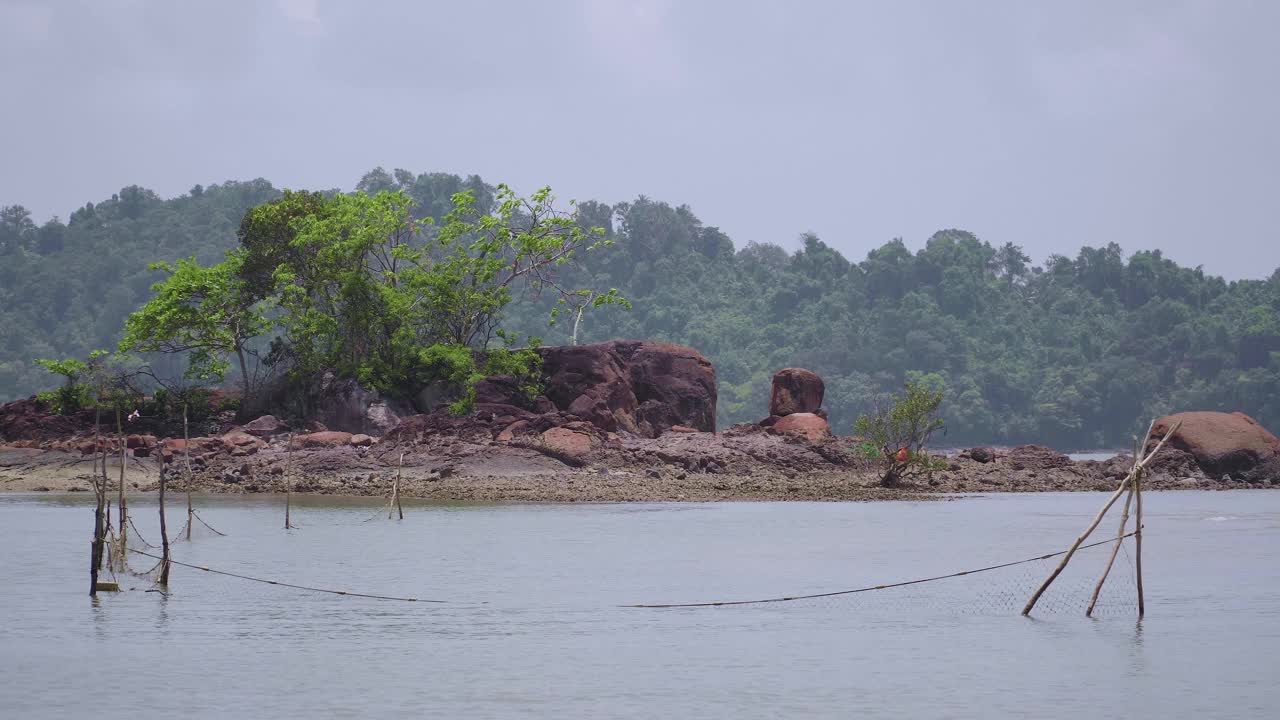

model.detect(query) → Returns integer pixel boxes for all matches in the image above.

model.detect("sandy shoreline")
[3,432,1268,502]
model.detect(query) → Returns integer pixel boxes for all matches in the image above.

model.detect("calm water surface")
[1,491,1277,718]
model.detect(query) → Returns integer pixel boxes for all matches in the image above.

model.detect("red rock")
[1008,445,1071,470]
[496,420,529,443]
[303,417,328,433]
[769,368,825,416]
[541,427,595,458]
[1151,411,1280,476]
[349,433,375,447]
[0,397,82,442]
[537,341,717,437]
[221,430,264,450]
[769,413,831,443]
[243,415,285,437]
[667,425,700,433]
[125,434,156,449]
[297,431,354,448]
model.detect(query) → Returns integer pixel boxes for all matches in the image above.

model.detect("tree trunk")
[235,341,252,417]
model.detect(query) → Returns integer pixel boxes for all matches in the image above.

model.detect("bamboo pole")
[1086,486,1134,616]
[1135,465,1145,618]
[284,432,295,529]
[183,403,193,541]
[391,452,405,520]
[116,408,128,567]
[158,454,171,586]
[1022,476,1131,615]
[1023,419,1179,617]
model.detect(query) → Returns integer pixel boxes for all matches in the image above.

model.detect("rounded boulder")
[769,368,825,416]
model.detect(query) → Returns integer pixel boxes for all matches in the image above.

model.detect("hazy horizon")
[3,0,1277,278]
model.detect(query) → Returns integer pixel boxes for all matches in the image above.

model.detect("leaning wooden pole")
[1023,419,1178,617]
[1022,476,1131,616]
[1085,486,1134,617]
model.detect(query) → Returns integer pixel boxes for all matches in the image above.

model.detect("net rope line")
[123,531,1140,610]
[625,530,1141,608]
[126,548,446,603]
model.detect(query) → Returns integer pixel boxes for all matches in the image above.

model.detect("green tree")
[120,251,271,407]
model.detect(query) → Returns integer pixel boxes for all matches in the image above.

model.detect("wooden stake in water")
[183,403,193,541]
[1021,476,1130,616]
[1135,463,1146,618]
[391,452,405,520]
[284,432,295,529]
[1023,419,1178,617]
[158,454,171,586]
[1086,486,1133,617]
[116,408,128,566]
[89,414,106,596]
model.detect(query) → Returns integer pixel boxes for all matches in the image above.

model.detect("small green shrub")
[853,381,947,487]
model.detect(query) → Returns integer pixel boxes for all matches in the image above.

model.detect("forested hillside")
[3,168,1278,449]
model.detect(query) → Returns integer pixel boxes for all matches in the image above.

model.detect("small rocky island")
[2,341,1278,501]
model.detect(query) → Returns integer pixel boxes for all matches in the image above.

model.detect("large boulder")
[297,431,354,448]
[536,341,717,438]
[243,415,285,438]
[768,412,831,443]
[769,368,825,416]
[312,375,408,436]
[1151,412,1280,477]
[541,426,596,459]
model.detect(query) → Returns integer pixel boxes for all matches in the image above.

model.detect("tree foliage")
[4,168,1279,449]
[854,381,947,486]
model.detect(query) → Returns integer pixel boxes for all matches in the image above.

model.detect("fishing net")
[169,506,227,544]
[631,535,1142,617]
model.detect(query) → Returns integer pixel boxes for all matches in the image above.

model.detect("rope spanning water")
[126,548,444,603]
[624,531,1140,608]
[171,510,228,544]
[124,532,1140,612]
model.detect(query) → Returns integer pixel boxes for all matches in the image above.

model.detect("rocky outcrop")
[0,398,83,441]
[1007,445,1072,471]
[769,368,825,416]
[1151,411,1280,477]
[311,375,409,436]
[505,340,718,438]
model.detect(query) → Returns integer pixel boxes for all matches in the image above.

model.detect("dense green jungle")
[2,167,1278,449]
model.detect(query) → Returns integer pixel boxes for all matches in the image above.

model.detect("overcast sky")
[2,0,1277,278]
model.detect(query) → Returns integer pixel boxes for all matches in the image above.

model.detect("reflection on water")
[1,491,1277,718]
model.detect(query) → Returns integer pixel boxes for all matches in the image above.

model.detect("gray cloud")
[1,0,1276,277]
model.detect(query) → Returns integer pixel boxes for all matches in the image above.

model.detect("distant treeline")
[2,168,1278,448]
